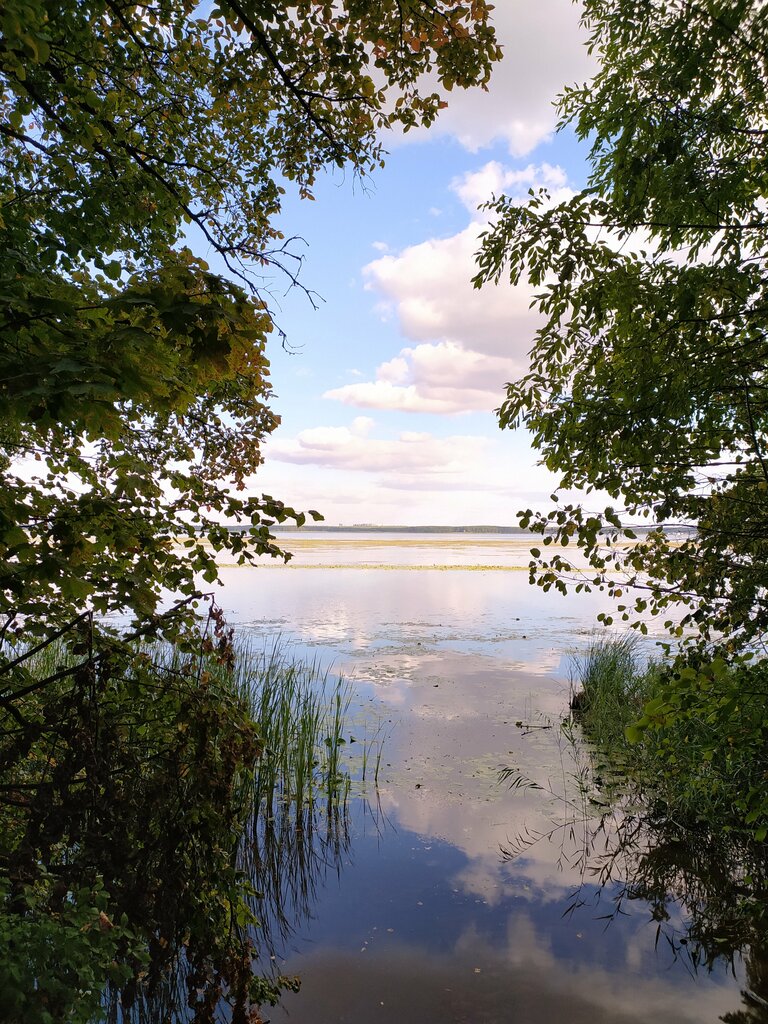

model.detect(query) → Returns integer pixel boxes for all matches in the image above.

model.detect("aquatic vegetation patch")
[0,620,371,1023]
[570,637,768,840]
[499,636,768,987]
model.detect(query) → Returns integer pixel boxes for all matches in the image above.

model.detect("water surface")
[216,533,749,1023]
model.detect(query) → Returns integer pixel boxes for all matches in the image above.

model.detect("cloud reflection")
[268,909,737,1024]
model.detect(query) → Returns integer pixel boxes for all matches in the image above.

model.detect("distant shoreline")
[268,524,524,534]
[238,523,698,536]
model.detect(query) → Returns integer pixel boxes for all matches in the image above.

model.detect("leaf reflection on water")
[498,731,768,1024]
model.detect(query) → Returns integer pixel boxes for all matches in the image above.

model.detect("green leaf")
[625,723,644,744]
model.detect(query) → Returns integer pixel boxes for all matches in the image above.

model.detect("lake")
[214,532,752,1023]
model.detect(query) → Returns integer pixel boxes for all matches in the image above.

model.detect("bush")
[0,619,354,1022]
[572,638,768,840]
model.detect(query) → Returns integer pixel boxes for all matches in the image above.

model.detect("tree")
[473,0,768,648]
[0,0,501,641]
[0,4,502,1016]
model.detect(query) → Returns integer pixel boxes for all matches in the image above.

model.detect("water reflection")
[562,808,768,1021]
[497,746,768,1024]
[216,562,622,674]
[260,685,748,1023]
[244,795,352,953]
[102,788,361,1024]
[265,820,741,1024]
[208,542,748,1023]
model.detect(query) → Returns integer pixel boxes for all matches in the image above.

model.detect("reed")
[0,628,378,1019]
[215,638,355,810]
[222,638,368,951]
[569,633,652,749]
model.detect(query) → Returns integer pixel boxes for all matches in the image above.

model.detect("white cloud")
[351,415,375,436]
[397,1,595,156]
[257,410,576,514]
[323,380,465,415]
[325,341,516,415]
[253,418,573,524]
[363,222,536,361]
[268,423,490,476]
[319,162,577,418]
[452,161,570,217]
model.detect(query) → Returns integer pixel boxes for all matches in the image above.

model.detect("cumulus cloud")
[268,423,490,476]
[325,341,516,415]
[350,415,375,435]
[363,221,536,361]
[322,381,463,414]
[452,161,570,217]
[397,1,595,156]
[317,162,577,418]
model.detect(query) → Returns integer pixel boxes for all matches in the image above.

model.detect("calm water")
[215,533,749,1023]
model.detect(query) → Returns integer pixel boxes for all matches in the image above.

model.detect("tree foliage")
[0,0,501,639]
[0,609,303,1024]
[0,3,501,1016]
[474,0,768,647]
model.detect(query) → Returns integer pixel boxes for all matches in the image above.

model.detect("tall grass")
[121,635,374,1016]
[230,640,353,810]
[569,633,652,749]
[219,637,381,950]
[1,628,382,1019]
[569,635,768,837]
[4,630,373,843]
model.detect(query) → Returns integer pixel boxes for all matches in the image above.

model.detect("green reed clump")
[219,639,381,956]
[569,634,654,749]
[570,636,768,839]
[217,639,354,811]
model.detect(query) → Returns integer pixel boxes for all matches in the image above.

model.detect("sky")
[242,1,596,527]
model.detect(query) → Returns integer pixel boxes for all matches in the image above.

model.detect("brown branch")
[0,124,55,156]
[217,0,346,160]
[0,611,91,678]
[0,592,209,708]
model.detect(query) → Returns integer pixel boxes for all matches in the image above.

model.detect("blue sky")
[242,1,596,526]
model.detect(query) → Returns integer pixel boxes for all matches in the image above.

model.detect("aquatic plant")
[500,635,768,1003]
[0,616,372,1023]
[500,677,768,1013]
[569,637,768,839]
[567,633,651,747]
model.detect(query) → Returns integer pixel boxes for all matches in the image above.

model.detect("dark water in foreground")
[213,534,755,1024]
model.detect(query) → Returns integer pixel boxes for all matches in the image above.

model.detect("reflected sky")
[214,536,744,1023]
[261,807,739,1024]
